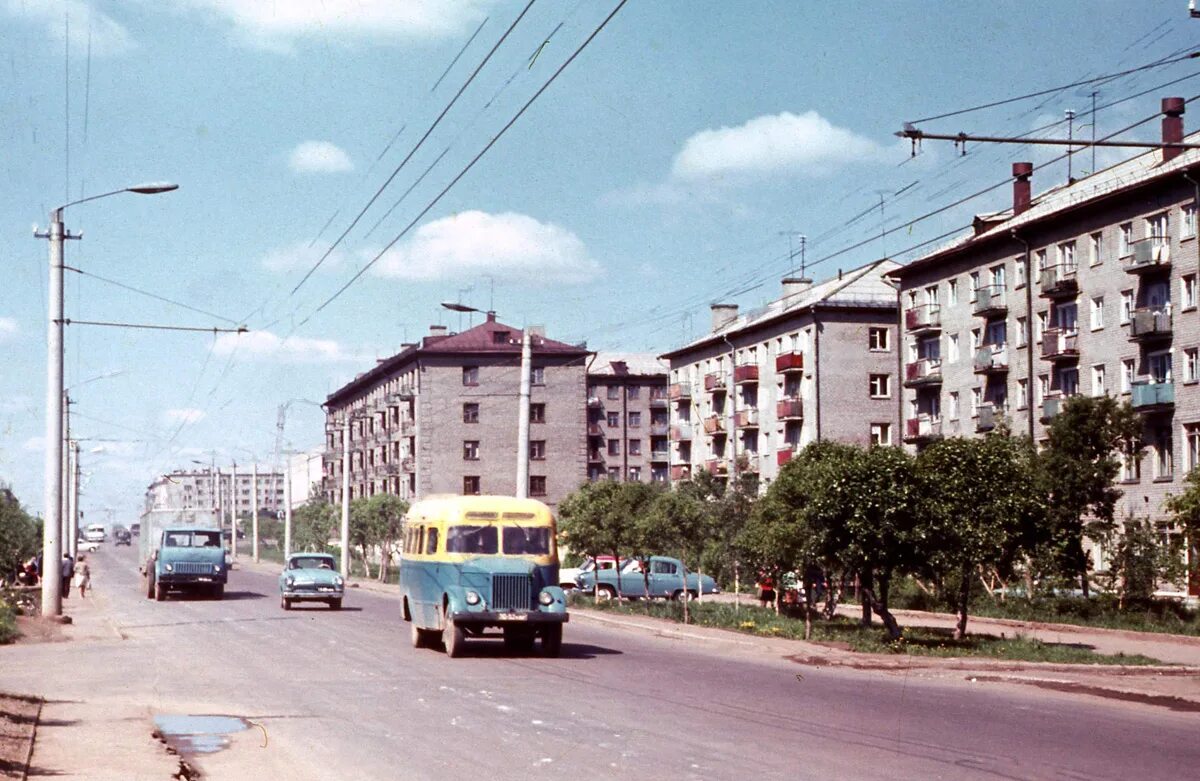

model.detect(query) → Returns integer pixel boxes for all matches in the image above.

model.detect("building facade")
[888,98,1199,587]
[322,313,589,511]
[586,353,670,483]
[144,467,285,518]
[285,447,325,510]
[660,260,900,486]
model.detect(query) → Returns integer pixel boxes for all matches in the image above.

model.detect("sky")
[1,0,1198,523]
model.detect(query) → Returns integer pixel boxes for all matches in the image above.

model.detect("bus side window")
[426,527,439,555]
[419,526,426,555]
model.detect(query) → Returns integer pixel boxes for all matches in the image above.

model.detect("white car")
[76,539,100,553]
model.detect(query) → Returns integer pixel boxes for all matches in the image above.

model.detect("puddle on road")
[154,714,250,756]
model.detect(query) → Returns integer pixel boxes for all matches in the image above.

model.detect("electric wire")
[65,266,243,326]
[63,319,247,334]
[431,16,488,93]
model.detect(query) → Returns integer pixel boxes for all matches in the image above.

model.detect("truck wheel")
[443,617,466,658]
[154,582,166,601]
[329,598,342,610]
[541,625,563,658]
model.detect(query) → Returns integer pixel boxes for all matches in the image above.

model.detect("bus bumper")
[448,610,569,626]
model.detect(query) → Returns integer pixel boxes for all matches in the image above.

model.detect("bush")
[0,598,19,645]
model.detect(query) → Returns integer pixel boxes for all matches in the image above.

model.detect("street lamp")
[37,183,177,617]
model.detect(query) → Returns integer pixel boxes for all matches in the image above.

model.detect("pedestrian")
[73,555,91,598]
[756,571,775,609]
[61,554,73,599]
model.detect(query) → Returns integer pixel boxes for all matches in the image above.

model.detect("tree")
[918,435,1046,639]
[1039,395,1143,597]
[698,471,757,599]
[348,494,408,580]
[742,470,820,634]
[0,490,40,583]
[558,481,622,602]
[1165,467,1200,598]
[1107,516,1183,608]
[645,490,707,623]
[292,501,338,554]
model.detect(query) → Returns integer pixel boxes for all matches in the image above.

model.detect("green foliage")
[0,490,40,582]
[0,598,18,645]
[1107,517,1183,606]
[349,493,409,577]
[291,500,338,553]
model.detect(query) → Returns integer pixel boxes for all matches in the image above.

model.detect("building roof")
[889,131,1200,278]
[326,315,589,407]
[660,258,900,359]
[588,351,669,377]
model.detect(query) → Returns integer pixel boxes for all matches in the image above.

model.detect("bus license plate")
[497,613,527,621]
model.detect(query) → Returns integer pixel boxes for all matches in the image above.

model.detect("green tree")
[645,489,707,623]
[1165,468,1200,597]
[1039,395,1143,597]
[292,500,338,554]
[1107,516,1183,608]
[559,481,622,602]
[742,470,821,633]
[0,489,40,583]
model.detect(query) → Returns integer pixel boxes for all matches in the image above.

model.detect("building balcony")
[383,462,400,476]
[649,422,670,437]
[648,394,669,408]
[401,420,415,436]
[587,395,603,408]
[1128,308,1172,342]
[734,364,759,384]
[1132,380,1174,412]
[588,449,606,463]
[385,389,414,404]
[973,346,1009,375]
[1039,265,1078,299]
[976,403,1001,433]
[649,449,670,463]
[776,398,803,420]
[670,464,692,481]
[1126,237,1170,274]
[670,424,693,441]
[401,457,415,472]
[587,423,604,437]
[903,415,943,445]
[777,447,796,466]
[904,358,943,387]
[1040,395,1064,424]
[705,458,729,476]
[704,373,727,392]
[973,285,1007,316]
[734,408,759,429]
[904,304,941,334]
[703,415,726,435]
[1040,328,1079,361]
[775,351,804,373]
[669,384,691,402]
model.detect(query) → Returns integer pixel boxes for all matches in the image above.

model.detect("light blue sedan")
[576,555,718,601]
[279,553,345,610]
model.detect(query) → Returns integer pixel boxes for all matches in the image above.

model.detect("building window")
[869,423,891,446]
[1092,364,1106,396]
[968,272,980,301]
[607,467,620,481]
[628,466,642,482]
[1187,348,1199,383]
[1037,375,1049,405]
[1183,274,1197,310]
[869,374,891,398]
[628,439,642,456]
[463,476,481,495]
[971,387,981,416]
[529,476,547,496]
[1184,204,1197,239]
[462,366,479,386]
[1058,241,1076,271]
[1186,424,1200,472]
[530,440,546,460]
[869,327,890,351]
[970,328,981,352]
[1121,359,1135,393]
[1035,249,1047,274]
[1089,232,1102,266]
[463,441,480,461]
[463,403,479,423]
[948,333,960,363]
[607,385,620,400]
[492,330,511,344]
[627,385,640,399]
[1147,212,1169,245]
[1153,429,1173,480]
[947,279,959,306]
[1120,451,1141,482]
[1017,378,1028,410]
[1016,316,1027,347]
[1036,312,1047,342]
[530,366,545,385]
[1090,296,1104,330]
[1120,291,1134,324]
[530,403,545,423]
[607,439,620,456]
[948,391,960,420]
[628,411,642,428]
[1015,260,1026,288]
[1119,223,1133,256]
[606,411,619,427]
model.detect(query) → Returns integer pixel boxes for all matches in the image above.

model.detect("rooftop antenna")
[778,230,806,277]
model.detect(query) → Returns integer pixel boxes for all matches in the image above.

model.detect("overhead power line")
[65,266,243,325]
[63,319,248,334]
[431,16,489,93]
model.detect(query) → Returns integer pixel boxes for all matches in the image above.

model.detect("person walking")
[73,555,91,599]
[61,554,73,599]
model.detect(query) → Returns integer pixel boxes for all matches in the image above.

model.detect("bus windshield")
[502,526,551,555]
[446,525,498,554]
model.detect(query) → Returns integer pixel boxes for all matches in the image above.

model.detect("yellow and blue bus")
[399,495,568,657]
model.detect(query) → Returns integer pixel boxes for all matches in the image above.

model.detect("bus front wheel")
[443,617,466,658]
[541,625,562,658]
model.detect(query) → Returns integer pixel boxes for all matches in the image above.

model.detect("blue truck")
[139,509,227,601]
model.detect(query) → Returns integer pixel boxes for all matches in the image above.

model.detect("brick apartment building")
[660,260,900,486]
[888,98,1199,588]
[144,468,285,518]
[321,314,589,510]
[586,352,670,483]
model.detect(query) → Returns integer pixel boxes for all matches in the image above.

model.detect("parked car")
[558,555,624,589]
[279,553,344,610]
[76,538,100,553]
[575,555,718,601]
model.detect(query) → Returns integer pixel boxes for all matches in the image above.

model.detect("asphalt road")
[6,544,1199,780]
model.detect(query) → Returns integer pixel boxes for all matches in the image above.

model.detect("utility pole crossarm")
[896,124,1200,150]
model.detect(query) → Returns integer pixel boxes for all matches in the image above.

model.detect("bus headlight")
[164,563,174,572]
[465,590,481,606]
[538,591,555,606]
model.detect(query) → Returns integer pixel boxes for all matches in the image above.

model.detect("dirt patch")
[0,692,42,779]
[13,616,68,645]
[971,675,1200,713]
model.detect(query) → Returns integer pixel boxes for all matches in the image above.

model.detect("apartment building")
[144,468,285,518]
[586,352,670,483]
[285,447,325,510]
[888,98,1199,587]
[660,260,900,486]
[321,313,589,510]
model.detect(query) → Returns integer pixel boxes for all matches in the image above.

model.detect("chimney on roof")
[486,311,496,323]
[1012,162,1033,216]
[711,303,738,333]
[1162,97,1185,163]
[781,276,812,300]
[429,324,447,337]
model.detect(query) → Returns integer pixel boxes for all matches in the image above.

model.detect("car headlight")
[334,576,344,586]
[465,590,480,606]
[285,576,294,587]
[538,591,555,606]
[213,564,222,573]
[164,563,174,572]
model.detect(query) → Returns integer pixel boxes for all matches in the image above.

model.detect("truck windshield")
[164,531,222,548]
[502,526,551,555]
[446,525,498,554]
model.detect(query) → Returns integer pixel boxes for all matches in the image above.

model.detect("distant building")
[660,260,900,486]
[285,448,325,510]
[586,352,670,483]
[144,467,285,518]
[322,313,590,510]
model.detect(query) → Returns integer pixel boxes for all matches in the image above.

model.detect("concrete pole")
[516,330,532,498]
[40,209,65,617]
[229,462,238,561]
[67,442,78,560]
[340,415,351,576]
[251,461,259,562]
[72,441,80,558]
[61,394,70,552]
[283,454,293,558]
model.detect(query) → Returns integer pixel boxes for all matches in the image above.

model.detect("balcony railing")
[588,450,605,463]
[668,384,691,401]
[1041,328,1079,360]
[777,447,796,466]
[1128,308,1172,342]
[973,346,1009,374]
[1039,265,1078,298]
[905,304,941,333]
[1040,395,1063,423]
[973,284,1007,316]
[734,364,759,384]
[649,422,670,437]
[976,403,999,433]
[904,358,943,386]
[1132,380,1174,411]
[383,462,400,476]
[734,408,760,429]
[703,415,725,434]
[648,393,669,408]
[670,464,692,481]
[1126,237,1170,273]
[704,373,727,392]
[776,398,803,420]
[775,351,804,373]
[670,424,693,441]
[587,423,603,437]
[401,457,415,472]
[649,449,670,463]
[903,415,943,444]
[587,395,603,408]
[705,458,729,476]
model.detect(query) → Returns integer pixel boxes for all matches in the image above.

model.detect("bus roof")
[406,495,553,524]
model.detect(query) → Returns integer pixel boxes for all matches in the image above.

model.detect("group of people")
[11,553,91,597]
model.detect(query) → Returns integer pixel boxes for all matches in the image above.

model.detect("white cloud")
[671,111,881,181]
[3,1,134,56]
[172,0,490,51]
[288,141,354,174]
[0,317,16,340]
[163,408,206,425]
[262,240,348,273]
[372,211,601,285]
[213,330,366,364]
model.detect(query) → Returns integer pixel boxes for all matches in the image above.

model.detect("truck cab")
[146,526,227,601]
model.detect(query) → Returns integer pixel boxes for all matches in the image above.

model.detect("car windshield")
[164,531,221,548]
[446,525,498,554]
[502,526,551,555]
[290,557,334,570]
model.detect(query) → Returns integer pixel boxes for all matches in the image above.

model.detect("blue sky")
[1,0,1197,521]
